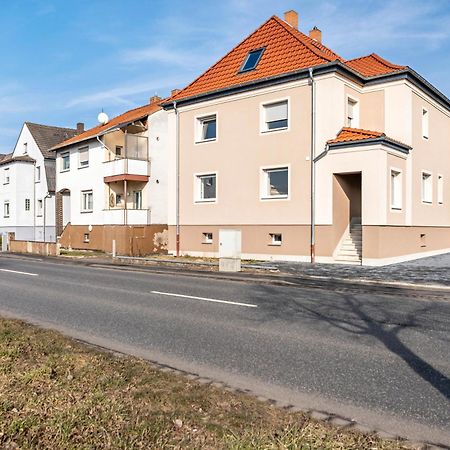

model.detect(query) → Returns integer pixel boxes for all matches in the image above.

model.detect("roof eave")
[328,136,411,154]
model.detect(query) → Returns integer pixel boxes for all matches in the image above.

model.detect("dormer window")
[239,48,265,73]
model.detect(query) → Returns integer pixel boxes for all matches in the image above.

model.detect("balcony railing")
[105,134,148,162]
[103,208,151,225]
[103,158,149,178]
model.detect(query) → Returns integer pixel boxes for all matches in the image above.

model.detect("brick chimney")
[171,88,181,97]
[309,26,322,43]
[76,122,85,134]
[149,95,162,104]
[284,10,298,29]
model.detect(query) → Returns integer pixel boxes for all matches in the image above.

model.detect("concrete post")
[112,239,116,258]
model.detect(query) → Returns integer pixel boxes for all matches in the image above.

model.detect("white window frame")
[25,198,31,211]
[269,233,282,246]
[81,190,93,213]
[422,108,429,139]
[260,98,290,134]
[202,232,213,244]
[133,190,143,209]
[78,146,89,168]
[61,152,70,172]
[390,168,402,210]
[3,201,10,218]
[194,172,218,203]
[195,113,218,144]
[421,171,433,204]
[36,199,43,217]
[36,166,41,183]
[437,174,444,205]
[23,142,28,154]
[83,233,90,243]
[4,168,10,185]
[346,95,360,128]
[260,165,290,200]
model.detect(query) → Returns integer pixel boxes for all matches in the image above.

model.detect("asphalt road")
[0,255,449,446]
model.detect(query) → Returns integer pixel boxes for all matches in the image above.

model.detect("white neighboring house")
[0,122,80,242]
[52,98,169,254]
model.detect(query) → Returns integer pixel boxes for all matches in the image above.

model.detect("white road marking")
[0,269,38,277]
[151,291,257,308]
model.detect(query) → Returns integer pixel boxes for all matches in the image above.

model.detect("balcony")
[103,158,149,181]
[103,208,151,225]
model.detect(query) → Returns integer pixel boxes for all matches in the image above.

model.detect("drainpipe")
[309,67,316,264]
[173,101,180,257]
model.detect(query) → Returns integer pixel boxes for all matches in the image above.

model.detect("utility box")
[219,229,242,272]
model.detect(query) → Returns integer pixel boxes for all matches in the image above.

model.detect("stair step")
[334,259,362,265]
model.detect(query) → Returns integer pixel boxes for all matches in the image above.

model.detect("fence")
[9,238,60,256]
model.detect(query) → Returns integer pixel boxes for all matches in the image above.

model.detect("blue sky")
[1,0,450,153]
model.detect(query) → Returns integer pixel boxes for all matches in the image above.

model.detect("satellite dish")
[98,111,109,125]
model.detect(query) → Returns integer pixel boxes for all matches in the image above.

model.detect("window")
[197,115,217,142]
[61,152,70,171]
[347,98,359,128]
[23,142,28,154]
[422,108,429,139]
[3,201,10,218]
[115,193,123,206]
[438,175,444,204]
[25,199,30,211]
[196,174,217,202]
[239,48,265,73]
[421,172,432,203]
[81,190,93,212]
[83,233,90,243]
[36,166,41,182]
[79,146,89,168]
[269,233,282,246]
[390,170,402,210]
[115,146,123,158]
[4,168,10,184]
[133,191,142,209]
[37,199,43,216]
[263,100,288,132]
[202,232,213,244]
[262,167,289,198]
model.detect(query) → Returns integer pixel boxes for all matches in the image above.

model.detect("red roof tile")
[52,102,162,150]
[168,16,405,103]
[345,53,406,77]
[327,127,384,144]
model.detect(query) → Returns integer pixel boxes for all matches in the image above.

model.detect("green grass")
[0,318,412,449]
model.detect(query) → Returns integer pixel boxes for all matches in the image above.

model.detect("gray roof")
[0,153,35,166]
[26,122,78,159]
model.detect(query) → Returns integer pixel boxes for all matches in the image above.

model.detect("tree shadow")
[252,284,450,401]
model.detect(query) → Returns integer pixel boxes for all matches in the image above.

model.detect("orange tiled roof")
[52,102,162,150]
[168,16,405,103]
[345,53,406,77]
[328,127,384,145]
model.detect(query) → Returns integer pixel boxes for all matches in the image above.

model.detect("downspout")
[309,68,316,264]
[173,101,180,257]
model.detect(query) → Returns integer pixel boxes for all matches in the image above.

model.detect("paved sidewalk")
[274,253,450,287]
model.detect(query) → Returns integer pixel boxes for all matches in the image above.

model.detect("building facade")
[52,98,169,256]
[163,11,450,265]
[0,122,79,242]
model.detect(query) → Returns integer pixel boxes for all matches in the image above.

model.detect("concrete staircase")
[335,217,362,265]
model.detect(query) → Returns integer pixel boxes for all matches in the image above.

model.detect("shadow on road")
[254,285,450,402]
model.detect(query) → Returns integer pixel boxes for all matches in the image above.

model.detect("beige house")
[162,10,450,265]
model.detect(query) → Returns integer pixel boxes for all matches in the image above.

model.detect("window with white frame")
[262,167,289,198]
[61,152,70,171]
[422,108,429,139]
[83,233,90,243]
[438,175,444,204]
[202,232,213,244]
[3,201,10,218]
[25,198,30,211]
[269,233,282,246]
[79,146,89,168]
[262,100,288,132]
[115,193,123,206]
[37,199,43,216]
[36,166,41,182]
[23,142,28,154]
[196,174,217,202]
[390,170,402,210]
[81,190,93,212]
[196,115,217,142]
[4,168,10,184]
[347,98,359,128]
[115,146,123,158]
[133,191,142,209]
[421,172,432,203]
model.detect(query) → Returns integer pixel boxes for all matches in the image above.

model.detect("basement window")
[239,48,265,73]
[269,233,282,246]
[202,232,213,244]
[83,233,90,243]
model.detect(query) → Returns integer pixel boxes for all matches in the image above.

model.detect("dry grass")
[0,318,412,449]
